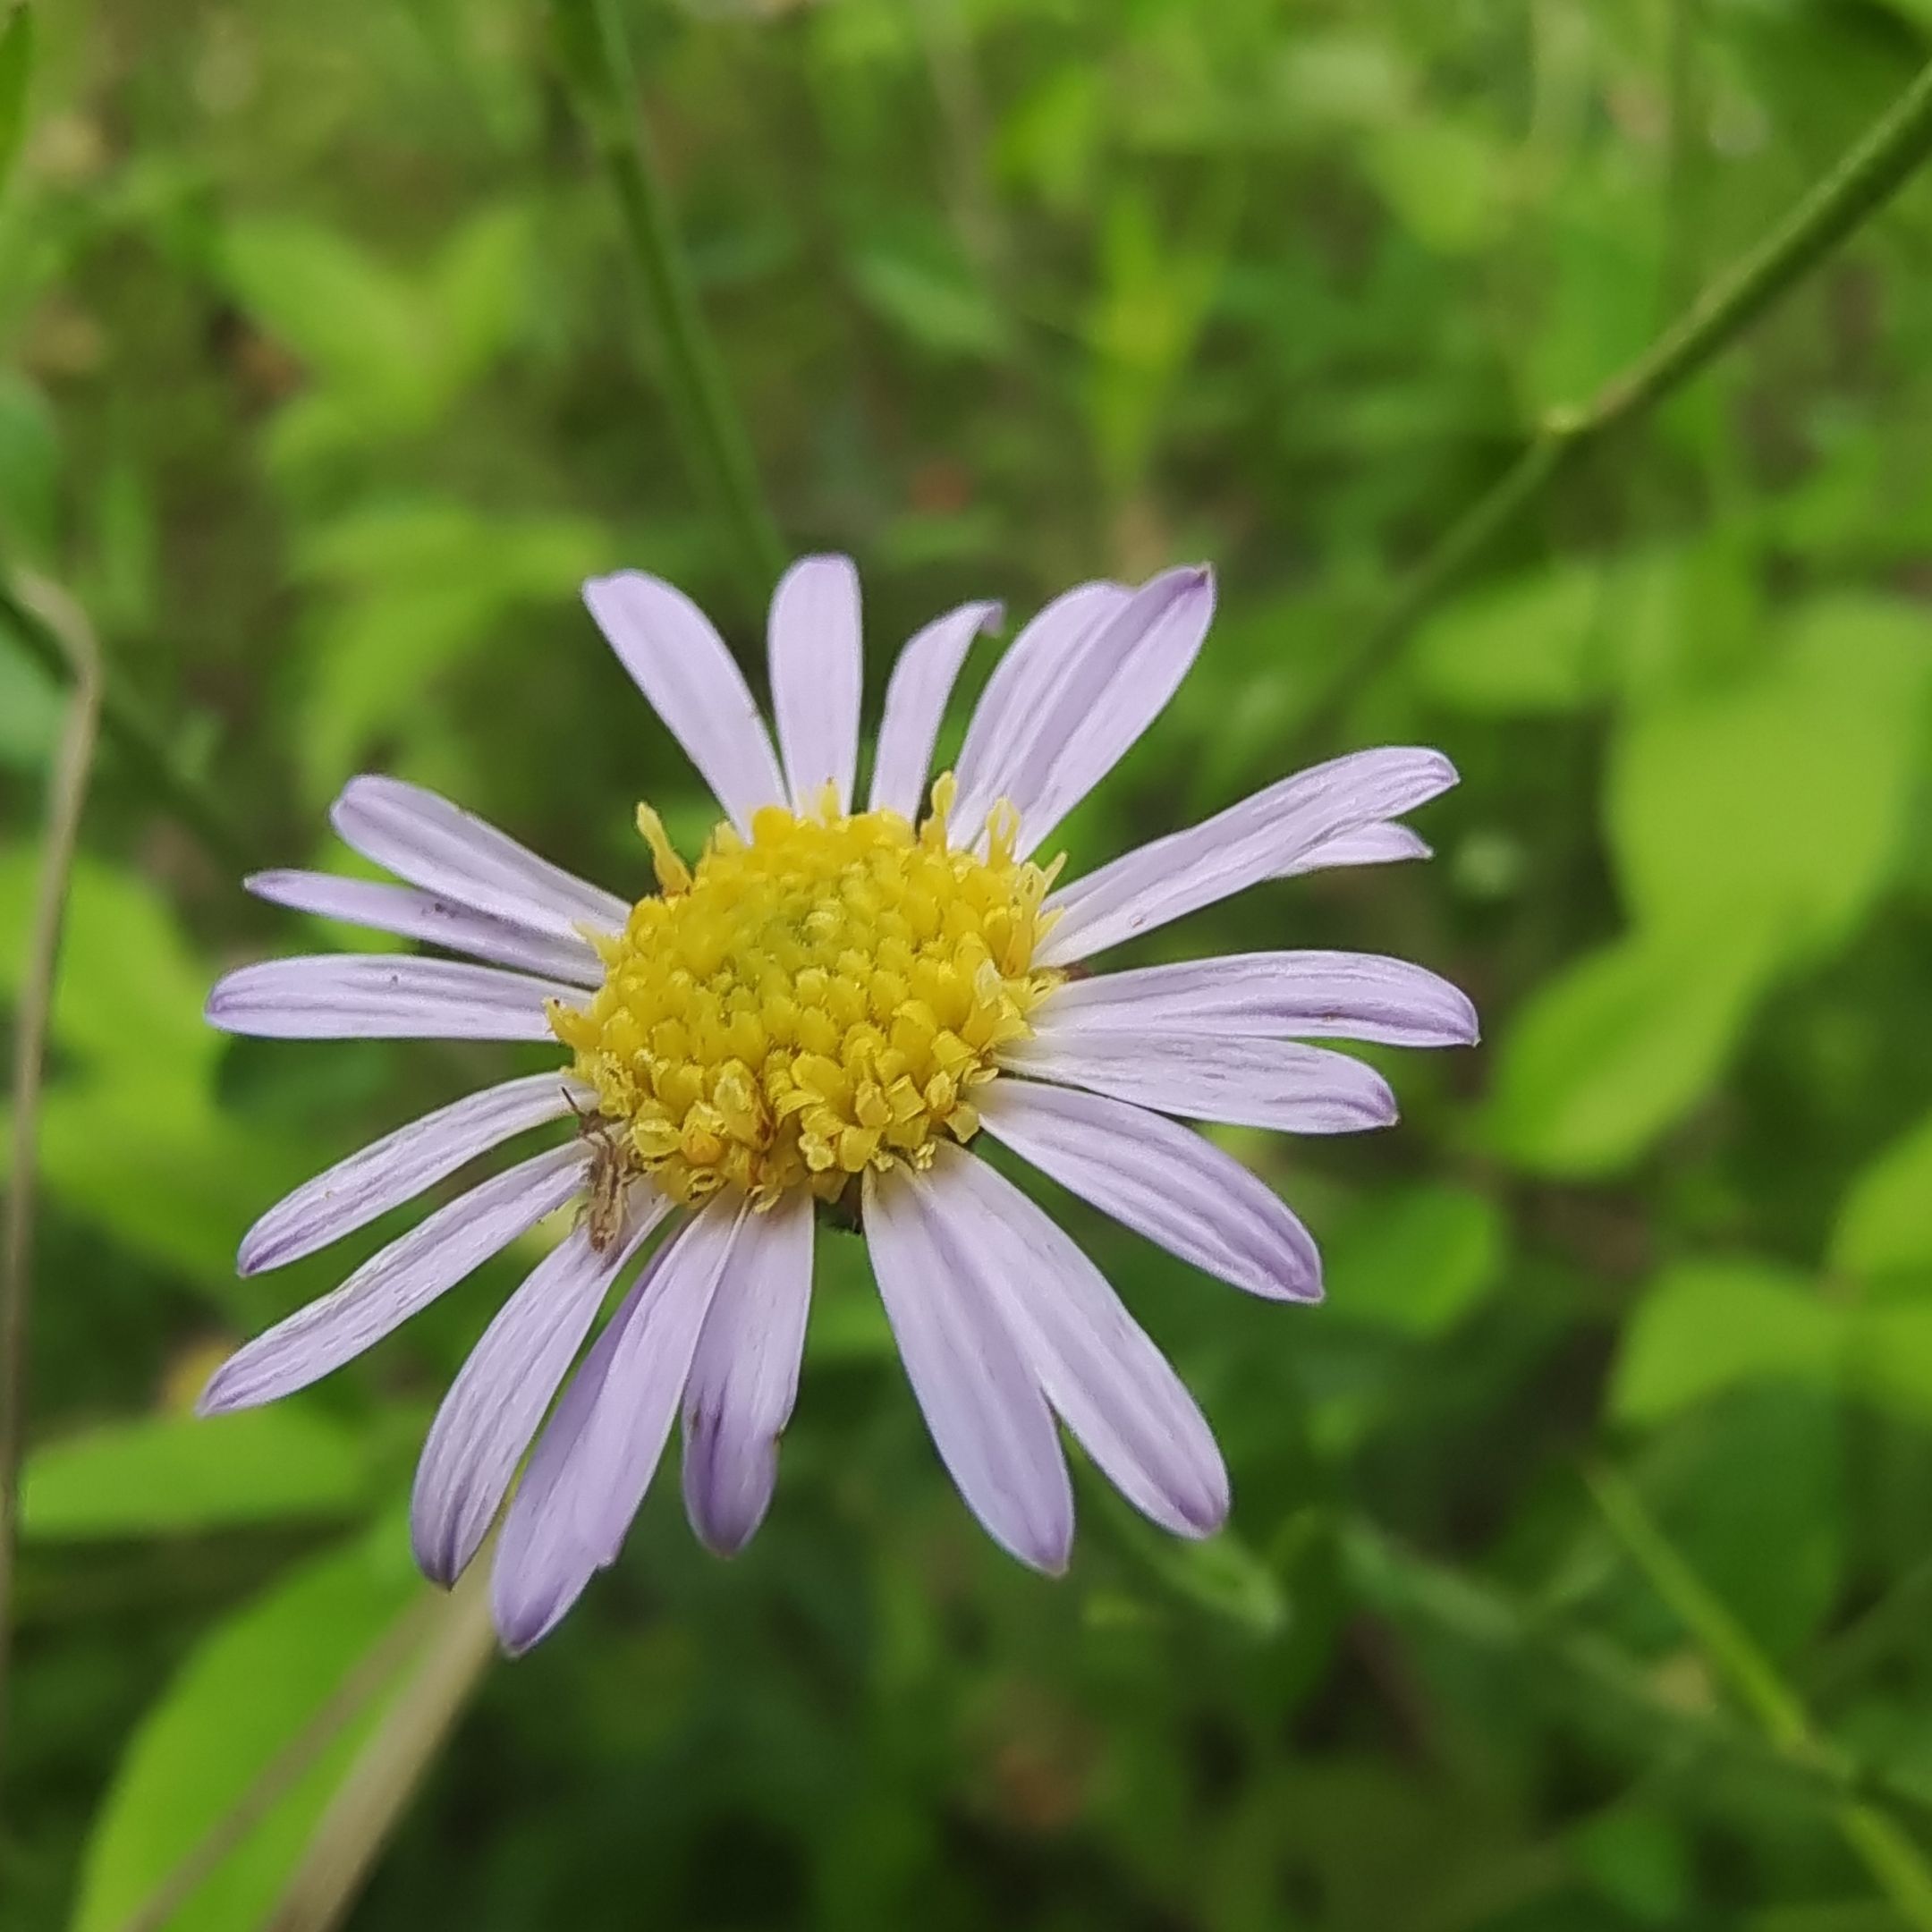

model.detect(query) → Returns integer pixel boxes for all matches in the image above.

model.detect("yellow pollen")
[549,775,1063,1211]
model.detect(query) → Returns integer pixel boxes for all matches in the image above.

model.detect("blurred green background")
[7,0,1932,1927]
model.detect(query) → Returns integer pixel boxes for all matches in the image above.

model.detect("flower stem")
[553,0,787,603]
[1589,1464,1932,1931]
[1297,51,1932,751]
[0,573,100,1776]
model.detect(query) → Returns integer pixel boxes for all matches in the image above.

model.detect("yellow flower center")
[549,776,1063,1210]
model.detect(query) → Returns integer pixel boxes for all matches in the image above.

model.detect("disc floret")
[550,777,1062,1209]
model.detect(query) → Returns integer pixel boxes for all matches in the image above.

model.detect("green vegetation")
[7,1,1932,1927]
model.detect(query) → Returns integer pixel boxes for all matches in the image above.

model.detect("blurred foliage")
[5,0,1932,1928]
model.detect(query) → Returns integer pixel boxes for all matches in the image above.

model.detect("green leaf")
[71,1526,425,1932]
[1410,561,1607,715]
[222,218,428,414]
[1326,1184,1506,1335]
[849,234,1012,362]
[0,846,216,1077]
[1090,1481,1289,1639]
[1851,1304,1932,1428]
[1361,115,1504,253]
[0,4,33,199]
[292,504,608,800]
[1612,1261,1843,1425]
[22,1408,373,1539]
[1830,1109,1932,1283]
[1486,919,1779,1177]
[1606,597,1932,962]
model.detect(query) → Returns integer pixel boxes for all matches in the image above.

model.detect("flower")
[204,557,1474,1652]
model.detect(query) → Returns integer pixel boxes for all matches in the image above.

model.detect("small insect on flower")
[202,554,1479,1655]
[566,1092,632,1256]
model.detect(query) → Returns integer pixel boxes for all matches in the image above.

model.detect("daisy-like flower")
[204,558,1474,1652]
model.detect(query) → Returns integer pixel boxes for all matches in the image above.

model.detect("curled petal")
[1040,747,1458,966]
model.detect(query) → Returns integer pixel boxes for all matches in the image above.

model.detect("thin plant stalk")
[1298,51,1932,750]
[553,0,786,602]
[0,574,102,1779]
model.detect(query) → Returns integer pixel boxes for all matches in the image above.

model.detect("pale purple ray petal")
[927,1146,1230,1536]
[331,775,627,942]
[246,870,605,986]
[1035,951,1479,1048]
[861,1164,1072,1572]
[490,1247,657,1656]
[769,554,863,816]
[976,1079,1320,1301]
[583,570,786,836]
[952,581,1130,837]
[868,599,1004,818]
[411,1191,671,1588]
[240,1072,584,1277]
[1279,821,1432,877]
[205,955,580,1041]
[965,565,1216,860]
[681,1191,815,1555]
[571,1197,745,1563]
[1039,747,1459,967]
[1001,1031,1398,1134]
[199,1142,587,1415]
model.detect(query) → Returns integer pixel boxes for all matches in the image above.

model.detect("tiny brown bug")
[566,1091,631,1254]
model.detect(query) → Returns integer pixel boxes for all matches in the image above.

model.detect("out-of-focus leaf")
[1830,1109,1932,1283]
[1606,597,1932,962]
[71,1524,424,1932]
[1486,919,1779,1176]
[1326,1183,1505,1335]
[1084,182,1230,493]
[1090,1480,1290,1640]
[1410,561,1606,714]
[431,204,533,386]
[1650,1389,1844,1658]
[1852,1305,1932,1426]
[292,502,608,799]
[1361,115,1504,253]
[0,846,216,1075]
[22,1408,373,1539]
[850,233,1012,361]
[0,624,60,771]
[0,4,33,199]
[0,365,58,552]
[18,1083,309,1309]
[1572,1802,1693,1924]
[1612,1262,1843,1424]
[222,217,428,413]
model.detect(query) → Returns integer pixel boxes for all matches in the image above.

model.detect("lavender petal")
[583,571,786,836]
[978,1078,1321,1301]
[861,1164,1073,1572]
[205,954,580,1041]
[199,1142,586,1414]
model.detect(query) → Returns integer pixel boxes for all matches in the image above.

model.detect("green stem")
[554,0,786,602]
[1341,1516,1932,1830]
[0,575,100,1780]
[1589,1466,1932,1931]
[0,578,256,873]
[1298,51,1932,750]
